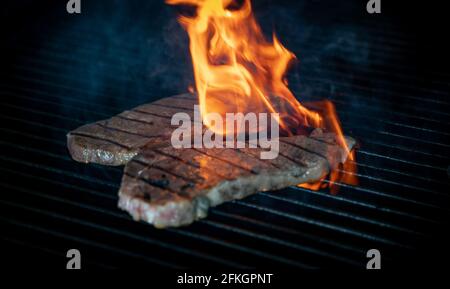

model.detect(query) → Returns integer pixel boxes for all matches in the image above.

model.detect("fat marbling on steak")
[118,131,355,228]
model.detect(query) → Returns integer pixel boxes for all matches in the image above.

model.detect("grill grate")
[1,0,450,270]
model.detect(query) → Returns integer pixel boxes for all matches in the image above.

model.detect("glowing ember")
[167,0,357,191]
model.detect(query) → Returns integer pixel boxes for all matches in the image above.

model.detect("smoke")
[36,0,386,134]
[41,0,192,113]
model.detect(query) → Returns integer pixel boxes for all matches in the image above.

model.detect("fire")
[167,0,357,191]
[166,0,322,134]
[299,150,358,194]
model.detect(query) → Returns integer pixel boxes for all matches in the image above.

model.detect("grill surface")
[1,0,450,270]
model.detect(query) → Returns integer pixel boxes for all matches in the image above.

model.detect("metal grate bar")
[32,28,426,72]
[200,219,361,267]
[209,210,366,255]
[0,212,182,269]
[165,228,315,269]
[258,192,428,236]
[12,47,450,107]
[233,201,412,248]
[335,169,448,197]
[348,161,449,186]
[5,62,450,128]
[0,184,252,268]
[6,82,450,141]
[297,76,450,107]
[8,33,449,98]
[19,43,432,96]
[7,65,450,138]
[357,149,447,171]
[26,38,450,96]
[0,236,116,269]
[292,187,440,224]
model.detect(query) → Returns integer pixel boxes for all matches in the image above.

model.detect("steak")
[67,94,197,166]
[118,131,355,228]
[67,94,356,228]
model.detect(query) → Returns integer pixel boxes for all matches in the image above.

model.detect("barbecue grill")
[1,0,450,274]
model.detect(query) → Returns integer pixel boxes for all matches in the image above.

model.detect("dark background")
[1,0,450,275]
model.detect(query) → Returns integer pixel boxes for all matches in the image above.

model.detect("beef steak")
[67,94,197,166]
[67,94,356,228]
[118,132,355,228]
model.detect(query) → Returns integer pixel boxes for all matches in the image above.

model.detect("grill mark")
[132,109,172,119]
[278,139,332,172]
[151,103,194,111]
[116,115,157,126]
[308,135,356,158]
[151,148,231,180]
[235,148,282,170]
[194,139,310,170]
[191,148,257,174]
[255,141,310,169]
[277,151,309,168]
[151,145,324,182]
[69,132,131,149]
[95,123,165,139]
[130,158,201,184]
[153,149,200,169]
[132,108,203,126]
[124,171,184,198]
[214,140,288,170]
[308,135,337,146]
[279,139,329,161]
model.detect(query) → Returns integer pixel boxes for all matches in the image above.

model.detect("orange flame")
[167,0,356,191]
[166,0,322,133]
[299,150,358,194]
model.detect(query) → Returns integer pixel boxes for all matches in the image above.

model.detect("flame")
[299,150,358,194]
[167,0,356,192]
[166,0,322,134]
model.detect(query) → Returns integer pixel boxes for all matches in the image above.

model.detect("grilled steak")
[67,94,197,166]
[67,94,356,228]
[118,132,355,228]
